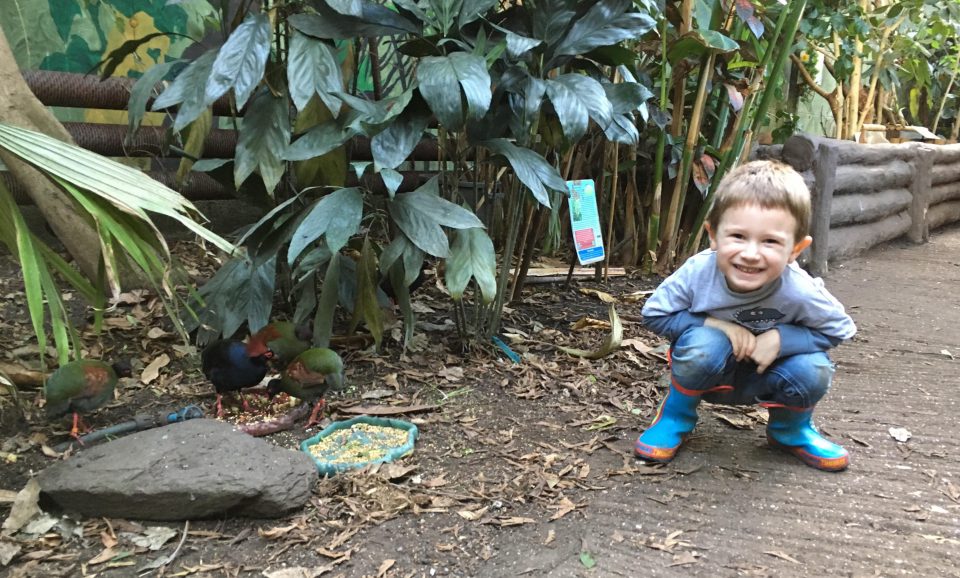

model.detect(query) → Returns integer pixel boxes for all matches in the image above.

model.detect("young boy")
[635,160,856,471]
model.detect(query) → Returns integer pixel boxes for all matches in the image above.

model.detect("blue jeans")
[669,326,834,408]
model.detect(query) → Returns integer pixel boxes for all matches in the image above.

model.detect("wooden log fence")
[758,135,960,275]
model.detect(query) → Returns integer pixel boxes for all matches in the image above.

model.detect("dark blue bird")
[201,339,273,417]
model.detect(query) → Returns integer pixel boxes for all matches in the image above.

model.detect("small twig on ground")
[138,520,189,575]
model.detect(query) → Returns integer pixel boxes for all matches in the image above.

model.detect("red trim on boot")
[767,434,849,471]
[634,439,682,462]
[671,378,734,396]
[758,401,807,411]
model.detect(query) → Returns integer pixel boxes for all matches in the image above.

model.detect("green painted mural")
[1,0,215,123]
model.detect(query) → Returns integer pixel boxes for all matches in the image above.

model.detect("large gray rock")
[37,419,317,520]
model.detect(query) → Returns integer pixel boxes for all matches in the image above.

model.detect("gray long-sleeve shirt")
[641,250,857,357]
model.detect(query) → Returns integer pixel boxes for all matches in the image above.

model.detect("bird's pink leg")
[239,392,251,413]
[216,394,225,418]
[70,412,85,445]
[305,399,327,429]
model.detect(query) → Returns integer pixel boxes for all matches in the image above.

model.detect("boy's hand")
[705,318,755,361]
[750,329,781,373]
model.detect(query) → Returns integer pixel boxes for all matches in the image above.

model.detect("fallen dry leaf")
[457,507,489,521]
[147,327,171,339]
[498,517,536,527]
[87,547,116,565]
[262,567,335,578]
[0,541,21,566]
[764,550,801,564]
[376,559,395,577]
[141,353,171,384]
[339,404,438,416]
[100,531,118,548]
[2,479,41,535]
[579,288,617,303]
[571,317,611,331]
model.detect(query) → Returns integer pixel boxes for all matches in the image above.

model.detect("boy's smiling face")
[706,203,812,293]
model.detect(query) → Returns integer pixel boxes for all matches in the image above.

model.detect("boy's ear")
[705,222,718,250]
[790,236,813,261]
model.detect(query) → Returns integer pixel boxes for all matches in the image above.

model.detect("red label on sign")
[574,228,594,249]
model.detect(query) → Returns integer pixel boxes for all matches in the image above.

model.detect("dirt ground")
[1,225,959,578]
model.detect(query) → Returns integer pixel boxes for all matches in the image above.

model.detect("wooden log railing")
[761,134,960,275]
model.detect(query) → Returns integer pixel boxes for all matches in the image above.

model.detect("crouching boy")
[636,160,856,471]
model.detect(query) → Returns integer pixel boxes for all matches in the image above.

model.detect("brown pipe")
[22,70,237,116]
[61,122,238,159]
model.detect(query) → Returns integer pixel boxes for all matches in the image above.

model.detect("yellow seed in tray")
[308,423,410,465]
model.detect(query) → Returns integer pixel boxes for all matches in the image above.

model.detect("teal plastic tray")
[300,415,419,476]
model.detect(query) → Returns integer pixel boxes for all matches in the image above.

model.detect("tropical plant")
[0,123,235,366]
[141,0,658,349]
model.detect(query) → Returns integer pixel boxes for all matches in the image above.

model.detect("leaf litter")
[0,240,848,575]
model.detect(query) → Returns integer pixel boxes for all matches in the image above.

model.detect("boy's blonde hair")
[707,160,812,241]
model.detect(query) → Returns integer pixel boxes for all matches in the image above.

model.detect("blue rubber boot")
[766,407,849,471]
[635,384,701,463]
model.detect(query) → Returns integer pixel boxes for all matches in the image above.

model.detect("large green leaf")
[313,253,341,348]
[668,30,739,64]
[531,0,576,46]
[288,31,343,115]
[128,61,179,139]
[0,184,52,363]
[371,100,432,170]
[387,178,483,258]
[545,75,611,142]
[199,255,276,339]
[350,237,383,348]
[206,13,271,108]
[0,123,235,255]
[388,196,450,257]
[151,50,218,131]
[482,139,567,207]
[234,88,291,194]
[602,112,639,145]
[417,52,491,129]
[386,259,415,350]
[288,187,364,263]
[446,227,496,303]
[401,178,484,229]
[327,0,363,16]
[459,0,498,28]
[379,232,425,287]
[698,30,740,53]
[283,112,363,161]
[552,0,656,58]
[288,3,419,40]
[501,28,544,60]
[604,81,654,113]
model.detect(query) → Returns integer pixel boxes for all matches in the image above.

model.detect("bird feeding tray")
[301,415,418,476]
[214,391,310,437]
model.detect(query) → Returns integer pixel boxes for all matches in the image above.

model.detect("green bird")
[44,359,132,441]
[247,321,312,369]
[267,348,344,428]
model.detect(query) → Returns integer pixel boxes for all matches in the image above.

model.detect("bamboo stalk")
[643,12,670,274]
[604,142,620,282]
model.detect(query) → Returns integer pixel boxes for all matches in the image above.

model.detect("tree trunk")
[0,26,102,282]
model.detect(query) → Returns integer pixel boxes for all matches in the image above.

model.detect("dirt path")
[357,227,960,578]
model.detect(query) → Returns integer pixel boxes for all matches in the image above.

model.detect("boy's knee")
[771,353,834,407]
[672,327,733,381]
